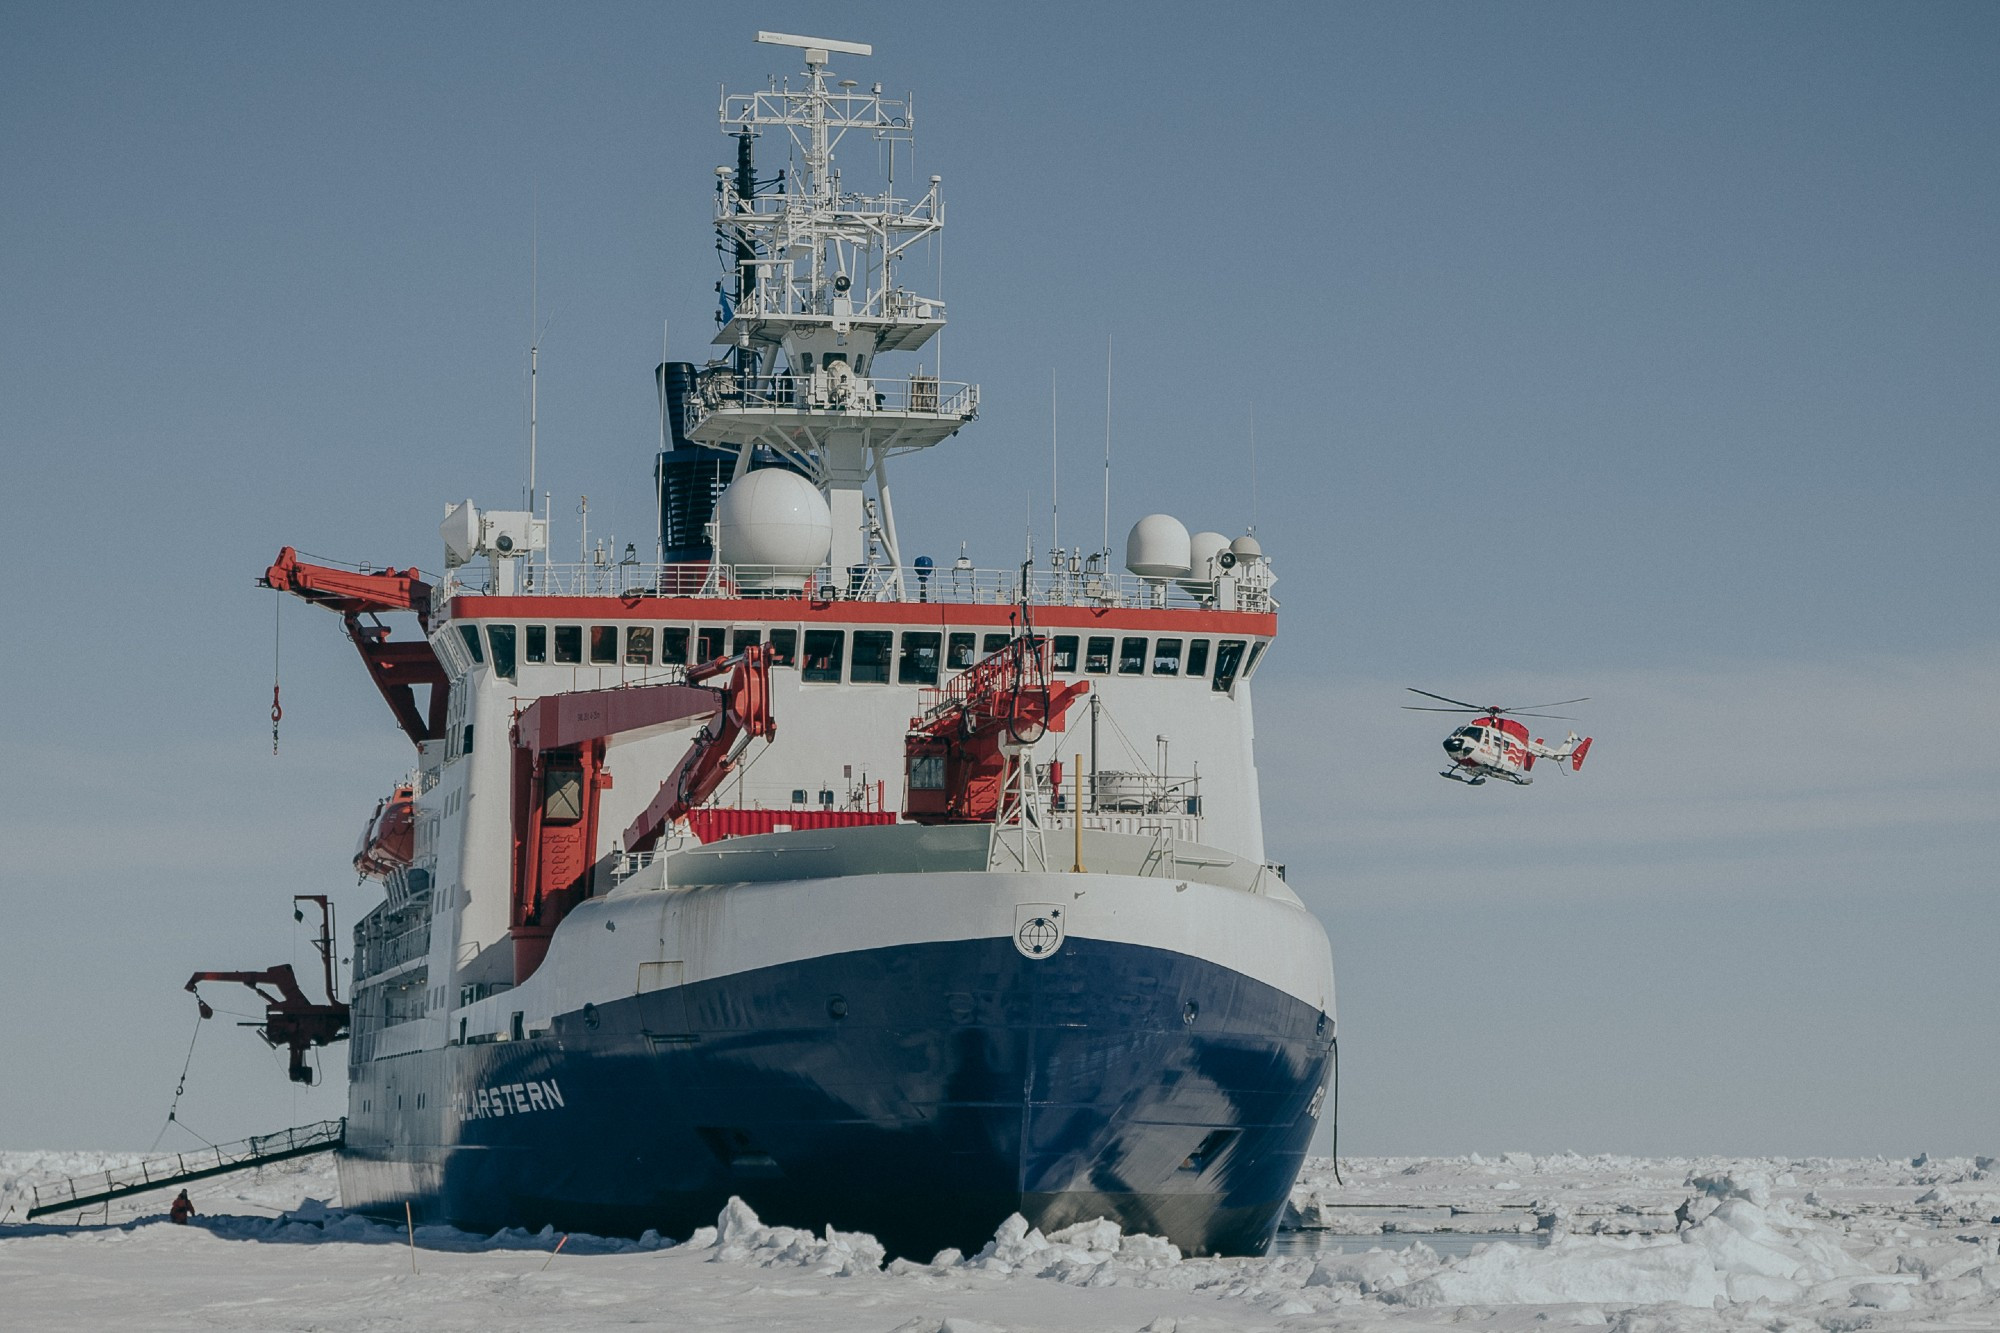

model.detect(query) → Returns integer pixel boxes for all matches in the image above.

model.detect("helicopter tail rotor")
[1570,737,1593,772]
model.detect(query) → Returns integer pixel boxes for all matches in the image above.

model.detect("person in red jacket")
[169,1191,195,1224]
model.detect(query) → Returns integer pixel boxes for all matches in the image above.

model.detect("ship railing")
[24,1120,347,1220]
[442,562,1275,613]
[689,370,977,420]
[353,918,431,982]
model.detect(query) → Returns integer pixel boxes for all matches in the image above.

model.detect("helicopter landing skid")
[1439,768,1485,786]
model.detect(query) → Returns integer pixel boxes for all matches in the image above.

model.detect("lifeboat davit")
[353,785,415,879]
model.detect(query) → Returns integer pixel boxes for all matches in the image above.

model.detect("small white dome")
[1126,514,1191,579]
[1179,530,1231,595]
[1230,533,1264,561]
[715,469,832,591]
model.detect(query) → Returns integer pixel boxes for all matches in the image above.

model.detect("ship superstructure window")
[768,628,797,665]
[982,633,1011,656]
[1152,638,1183,676]
[899,632,941,684]
[554,626,582,664]
[1118,637,1148,675]
[1244,642,1266,678]
[909,754,945,790]
[947,633,976,670]
[851,630,893,683]
[697,627,726,663]
[733,629,762,654]
[626,627,653,664]
[1213,639,1246,693]
[1051,635,1078,673]
[659,627,689,665]
[1085,636,1113,674]
[802,629,844,682]
[457,626,485,664]
[590,626,618,664]
[1186,638,1210,678]
[488,624,517,679]
[525,625,547,663]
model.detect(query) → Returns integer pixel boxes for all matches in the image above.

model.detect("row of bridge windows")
[454,623,1265,693]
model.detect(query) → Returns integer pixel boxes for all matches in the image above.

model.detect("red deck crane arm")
[622,645,777,852]
[260,547,449,747]
[182,963,349,1086]
[904,635,1088,824]
[507,645,777,984]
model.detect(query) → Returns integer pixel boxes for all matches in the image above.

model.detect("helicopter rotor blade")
[1405,687,1486,711]
[1401,705,1483,713]
[1511,697,1589,712]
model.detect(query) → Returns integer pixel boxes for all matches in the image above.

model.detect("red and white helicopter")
[1404,688,1593,786]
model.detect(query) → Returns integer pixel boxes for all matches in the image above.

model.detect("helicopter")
[1404,688,1593,786]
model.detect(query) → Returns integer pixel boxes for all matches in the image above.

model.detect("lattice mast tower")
[695,32,977,597]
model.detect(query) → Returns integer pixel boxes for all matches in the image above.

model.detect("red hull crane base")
[185,895,349,1084]
[509,645,777,983]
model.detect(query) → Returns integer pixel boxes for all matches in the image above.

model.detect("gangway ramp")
[24,1118,345,1221]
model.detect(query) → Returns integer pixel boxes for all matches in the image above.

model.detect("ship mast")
[691,32,978,599]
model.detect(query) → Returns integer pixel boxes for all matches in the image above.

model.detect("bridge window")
[768,628,797,665]
[590,626,618,664]
[1185,638,1210,678]
[1051,635,1078,673]
[525,625,547,664]
[696,627,726,663]
[659,627,689,666]
[732,629,761,654]
[851,630,893,683]
[457,625,485,664]
[487,624,517,679]
[553,626,582,664]
[1085,636,1113,674]
[898,632,941,685]
[1212,639,1246,693]
[625,626,653,665]
[947,632,977,670]
[1244,642,1266,678]
[982,633,1011,656]
[1118,637,1148,675]
[1152,638,1183,676]
[802,630,845,683]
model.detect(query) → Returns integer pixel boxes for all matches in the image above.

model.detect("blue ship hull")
[340,935,1333,1258]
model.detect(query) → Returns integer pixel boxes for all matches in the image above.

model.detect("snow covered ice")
[4,1151,1997,1330]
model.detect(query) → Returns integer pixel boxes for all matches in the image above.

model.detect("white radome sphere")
[1126,514,1192,579]
[715,469,832,591]
[1179,530,1231,595]
[1230,533,1264,562]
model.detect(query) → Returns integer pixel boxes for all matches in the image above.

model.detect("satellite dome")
[1126,514,1191,580]
[715,469,832,591]
[1230,533,1264,562]
[1179,530,1231,596]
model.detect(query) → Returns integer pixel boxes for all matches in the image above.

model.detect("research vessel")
[248,33,1335,1258]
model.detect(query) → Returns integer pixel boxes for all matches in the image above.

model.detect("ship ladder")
[22,1118,346,1222]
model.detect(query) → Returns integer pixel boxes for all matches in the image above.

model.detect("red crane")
[508,645,776,982]
[184,896,349,1085]
[905,632,1088,824]
[261,547,449,746]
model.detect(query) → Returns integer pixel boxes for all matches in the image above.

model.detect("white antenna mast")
[1102,335,1112,557]
[1050,369,1059,563]
[528,203,538,510]
[1248,396,1258,534]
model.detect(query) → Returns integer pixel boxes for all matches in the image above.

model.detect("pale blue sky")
[2,2,1994,1154]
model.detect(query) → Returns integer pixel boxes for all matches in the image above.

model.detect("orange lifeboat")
[353,785,415,879]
